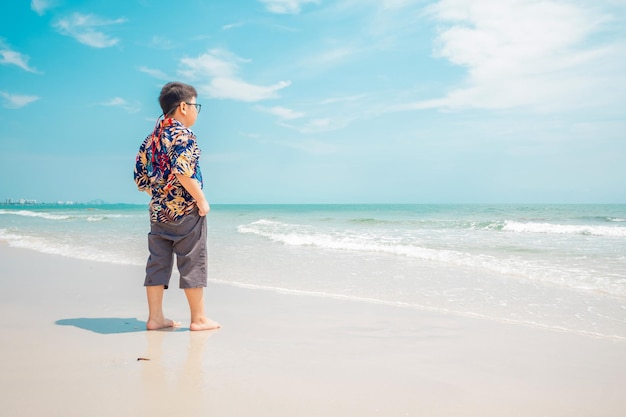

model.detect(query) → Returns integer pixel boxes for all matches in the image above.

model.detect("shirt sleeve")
[169,132,198,178]
[134,139,151,191]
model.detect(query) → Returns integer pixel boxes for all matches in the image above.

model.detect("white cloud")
[280,116,352,134]
[147,35,175,50]
[179,49,242,79]
[0,41,40,73]
[138,66,169,80]
[53,13,126,48]
[381,0,422,9]
[205,78,291,102]
[256,105,305,120]
[0,91,40,109]
[303,118,332,130]
[268,138,338,154]
[298,46,360,72]
[30,0,55,15]
[259,0,320,14]
[223,22,246,30]
[178,49,291,102]
[101,97,126,106]
[405,0,626,112]
[99,97,141,113]
[319,94,369,105]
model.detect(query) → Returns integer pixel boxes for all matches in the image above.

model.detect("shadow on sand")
[55,317,147,334]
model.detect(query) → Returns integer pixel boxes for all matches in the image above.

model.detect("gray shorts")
[144,210,207,289]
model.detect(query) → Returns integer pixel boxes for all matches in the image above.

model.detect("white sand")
[1,245,625,416]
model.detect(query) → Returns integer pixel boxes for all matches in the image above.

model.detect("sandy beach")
[1,244,625,416]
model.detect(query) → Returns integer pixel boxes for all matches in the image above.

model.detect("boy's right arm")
[134,141,151,193]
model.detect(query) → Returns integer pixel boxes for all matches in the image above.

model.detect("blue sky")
[1,0,625,204]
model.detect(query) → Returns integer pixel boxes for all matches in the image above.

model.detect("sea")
[1,203,625,340]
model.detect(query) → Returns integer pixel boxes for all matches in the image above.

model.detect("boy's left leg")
[184,287,221,331]
[145,223,177,330]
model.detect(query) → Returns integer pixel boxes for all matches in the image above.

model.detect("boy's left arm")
[175,174,210,216]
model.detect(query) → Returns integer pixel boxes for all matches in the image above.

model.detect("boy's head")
[159,82,198,117]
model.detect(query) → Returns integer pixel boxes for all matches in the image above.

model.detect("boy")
[134,81,220,331]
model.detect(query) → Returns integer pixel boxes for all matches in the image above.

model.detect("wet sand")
[1,245,625,416]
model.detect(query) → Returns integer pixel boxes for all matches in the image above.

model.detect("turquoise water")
[1,203,625,339]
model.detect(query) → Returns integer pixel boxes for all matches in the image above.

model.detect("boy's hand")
[174,174,210,216]
[197,200,210,217]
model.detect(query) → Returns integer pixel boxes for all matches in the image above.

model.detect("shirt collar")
[160,117,184,129]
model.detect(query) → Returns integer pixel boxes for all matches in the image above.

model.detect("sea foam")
[236,219,625,297]
[0,209,71,221]
[503,220,626,237]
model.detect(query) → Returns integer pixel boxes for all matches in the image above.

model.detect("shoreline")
[1,245,625,416]
[209,277,626,342]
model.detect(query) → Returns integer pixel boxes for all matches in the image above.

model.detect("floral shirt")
[134,117,203,223]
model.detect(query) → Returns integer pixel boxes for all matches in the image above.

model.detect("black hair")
[158,82,198,116]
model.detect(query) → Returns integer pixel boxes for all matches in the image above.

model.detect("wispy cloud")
[30,0,56,15]
[0,40,40,73]
[401,0,625,112]
[98,97,141,113]
[0,91,40,109]
[380,0,423,9]
[53,13,126,48]
[279,116,353,134]
[178,48,291,102]
[138,66,169,80]
[256,105,305,120]
[297,45,361,73]
[146,35,176,50]
[222,21,246,30]
[319,94,369,105]
[275,91,376,134]
[259,0,320,14]
[267,138,338,154]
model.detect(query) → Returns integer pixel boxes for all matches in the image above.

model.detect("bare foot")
[146,318,181,330]
[190,317,221,331]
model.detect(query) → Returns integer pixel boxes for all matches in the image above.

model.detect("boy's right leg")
[170,211,219,331]
[146,285,180,330]
[184,287,220,331]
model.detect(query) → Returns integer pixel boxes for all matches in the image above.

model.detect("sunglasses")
[184,102,202,113]
[166,102,202,116]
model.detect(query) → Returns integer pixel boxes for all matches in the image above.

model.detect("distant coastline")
[1,198,107,206]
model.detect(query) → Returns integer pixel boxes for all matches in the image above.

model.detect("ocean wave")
[0,209,143,222]
[0,209,72,221]
[237,219,626,297]
[503,221,626,237]
[0,229,142,266]
[348,217,400,225]
[86,216,106,222]
[346,217,505,230]
[208,278,626,341]
[349,217,386,224]
[238,220,439,257]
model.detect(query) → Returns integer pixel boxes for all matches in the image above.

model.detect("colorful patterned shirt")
[134,117,203,223]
